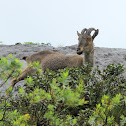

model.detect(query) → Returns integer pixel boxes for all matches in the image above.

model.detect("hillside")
[0,44,126,69]
[0,44,126,95]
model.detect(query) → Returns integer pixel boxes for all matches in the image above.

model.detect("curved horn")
[87,28,99,39]
[81,28,87,34]
[86,28,96,35]
[92,29,99,39]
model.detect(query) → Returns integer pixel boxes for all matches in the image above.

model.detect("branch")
[0,70,15,88]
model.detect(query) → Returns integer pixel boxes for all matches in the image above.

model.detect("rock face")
[0,44,126,68]
[0,44,126,95]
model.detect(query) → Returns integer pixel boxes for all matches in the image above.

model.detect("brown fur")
[10,28,99,88]
[10,50,84,87]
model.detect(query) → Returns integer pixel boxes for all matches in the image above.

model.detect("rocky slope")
[0,44,126,95]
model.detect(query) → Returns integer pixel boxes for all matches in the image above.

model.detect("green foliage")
[23,42,51,46]
[124,55,126,61]
[41,42,51,46]
[0,54,23,87]
[0,54,126,125]
[88,94,125,125]
[23,42,40,45]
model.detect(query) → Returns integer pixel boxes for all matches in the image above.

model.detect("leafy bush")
[0,54,126,126]
[0,54,23,87]
[124,55,126,61]
[23,42,40,45]
[89,94,126,125]
[41,42,51,46]
[23,42,51,46]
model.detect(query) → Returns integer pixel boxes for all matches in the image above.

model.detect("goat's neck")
[84,51,94,67]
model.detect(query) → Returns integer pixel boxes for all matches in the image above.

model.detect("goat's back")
[24,50,84,72]
[41,54,68,71]
[25,50,63,64]
[41,54,84,71]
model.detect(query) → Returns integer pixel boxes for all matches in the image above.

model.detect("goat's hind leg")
[10,67,36,88]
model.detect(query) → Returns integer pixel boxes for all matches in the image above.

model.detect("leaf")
[112,93,121,105]
[83,97,89,104]
[34,96,41,103]
[19,87,24,95]
[48,104,54,111]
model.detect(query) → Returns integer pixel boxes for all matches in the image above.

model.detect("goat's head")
[77,28,99,55]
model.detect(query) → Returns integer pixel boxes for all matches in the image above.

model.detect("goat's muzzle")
[77,48,83,55]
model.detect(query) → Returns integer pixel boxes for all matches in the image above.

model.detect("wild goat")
[77,28,99,67]
[10,28,99,87]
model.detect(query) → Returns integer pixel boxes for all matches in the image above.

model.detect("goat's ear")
[77,31,81,36]
[22,55,28,60]
[92,29,99,40]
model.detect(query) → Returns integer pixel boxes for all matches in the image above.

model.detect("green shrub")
[0,54,23,87]
[0,54,126,125]
[124,55,126,61]
[41,42,51,46]
[23,42,51,46]
[23,42,40,45]
[89,94,126,125]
